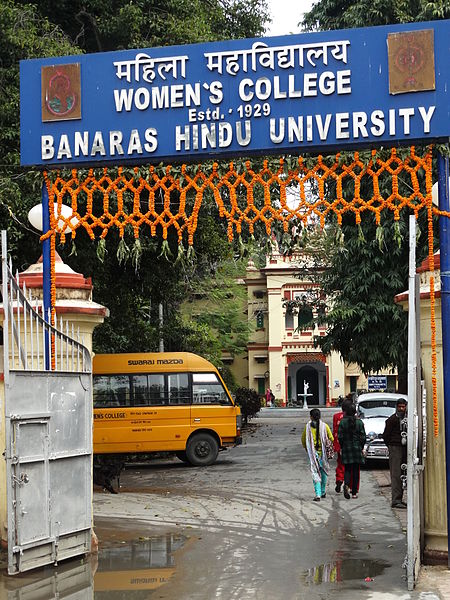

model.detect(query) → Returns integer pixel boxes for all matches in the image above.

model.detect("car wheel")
[186,433,219,466]
[175,451,189,463]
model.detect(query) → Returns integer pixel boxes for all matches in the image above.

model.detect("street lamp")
[28,202,77,233]
[27,198,78,369]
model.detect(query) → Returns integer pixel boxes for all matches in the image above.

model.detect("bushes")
[234,387,261,426]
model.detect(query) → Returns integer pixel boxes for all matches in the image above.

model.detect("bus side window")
[93,375,128,407]
[113,375,130,407]
[130,374,168,406]
[148,374,165,405]
[192,373,231,405]
[167,373,190,405]
[132,375,150,406]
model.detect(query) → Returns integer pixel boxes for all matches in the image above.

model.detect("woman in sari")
[301,408,334,502]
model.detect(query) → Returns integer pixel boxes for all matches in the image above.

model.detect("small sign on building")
[368,375,387,391]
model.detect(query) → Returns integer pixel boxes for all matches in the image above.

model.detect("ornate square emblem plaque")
[387,29,435,94]
[41,63,81,121]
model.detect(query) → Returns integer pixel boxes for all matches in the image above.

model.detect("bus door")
[191,373,236,438]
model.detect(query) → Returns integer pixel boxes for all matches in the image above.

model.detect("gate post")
[42,183,51,370]
[437,153,450,567]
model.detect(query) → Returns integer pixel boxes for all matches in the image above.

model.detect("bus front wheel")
[186,433,219,466]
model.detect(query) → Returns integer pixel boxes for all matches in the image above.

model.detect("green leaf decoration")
[96,238,107,263]
[357,223,365,243]
[187,245,195,261]
[174,243,185,264]
[376,225,384,252]
[158,239,173,261]
[394,221,403,248]
[69,240,77,257]
[131,238,142,271]
[116,237,130,264]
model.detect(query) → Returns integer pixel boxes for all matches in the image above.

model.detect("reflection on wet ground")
[0,555,95,600]
[0,531,189,599]
[302,557,388,585]
[95,531,187,597]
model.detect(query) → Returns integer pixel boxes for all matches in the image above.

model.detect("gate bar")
[2,232,10,382]
[407,214,417,589]
[42,183,51,370]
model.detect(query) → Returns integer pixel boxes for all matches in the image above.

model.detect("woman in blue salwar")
[302,408,334,502]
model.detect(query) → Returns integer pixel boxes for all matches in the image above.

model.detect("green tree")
[297,2,445,387]
[0,1,82,266]
[303,0,450,31]
[181,253,252,362]
[22,0,270,52]
[0,0,269,361]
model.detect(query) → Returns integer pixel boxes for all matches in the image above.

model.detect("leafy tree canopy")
[303,0,450,31]
[296,1,446,385]
[20,0,270,52]
[0,0,269,365]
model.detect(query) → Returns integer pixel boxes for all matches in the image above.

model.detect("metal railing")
[1,231,90,374]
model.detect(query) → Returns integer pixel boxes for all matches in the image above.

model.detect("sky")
[264,0,315,37]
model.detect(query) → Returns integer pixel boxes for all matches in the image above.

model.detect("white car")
[356,392,408,460]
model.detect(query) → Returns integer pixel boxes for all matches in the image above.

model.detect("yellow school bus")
[93,352,242,467]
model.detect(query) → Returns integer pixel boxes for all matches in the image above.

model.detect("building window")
[254,355,268,364]
[257,379,265,395]
[285,309,294,329]
[256,311,264,329]
[298,307,313,329]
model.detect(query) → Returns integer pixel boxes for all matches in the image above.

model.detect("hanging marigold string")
[42,145,444,435]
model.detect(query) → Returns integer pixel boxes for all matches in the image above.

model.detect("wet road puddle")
[0,532,190,598]
[95,532,188,594]
[302,558,388,585]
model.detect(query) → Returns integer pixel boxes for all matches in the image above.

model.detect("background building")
[235,250,397,405]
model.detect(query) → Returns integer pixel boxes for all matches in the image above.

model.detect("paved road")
[91,415,442,599]
[1,413,446,598]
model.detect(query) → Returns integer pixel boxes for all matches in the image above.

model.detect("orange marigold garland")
[425,152,439,437]
[41,146,444,437]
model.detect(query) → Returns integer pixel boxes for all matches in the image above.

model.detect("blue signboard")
[368,375,388,391]
[20,19,450,167]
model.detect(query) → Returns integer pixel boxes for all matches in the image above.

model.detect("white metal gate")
[406,215,425,590]
[1,231,93,575]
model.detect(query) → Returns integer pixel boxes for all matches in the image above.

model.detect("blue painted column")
[437,153,450,566]
[42,182,51,370]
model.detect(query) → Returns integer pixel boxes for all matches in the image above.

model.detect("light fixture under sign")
[28,203,78,233]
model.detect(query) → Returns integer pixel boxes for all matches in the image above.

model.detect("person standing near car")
[338,402,366,499]
[382,399,408,508]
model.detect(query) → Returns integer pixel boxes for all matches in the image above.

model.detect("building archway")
[296,366,319,406]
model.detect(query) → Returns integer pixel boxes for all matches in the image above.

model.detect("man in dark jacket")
[382,399,407,508]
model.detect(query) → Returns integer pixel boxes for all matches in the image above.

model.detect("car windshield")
[358,400,397,419]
